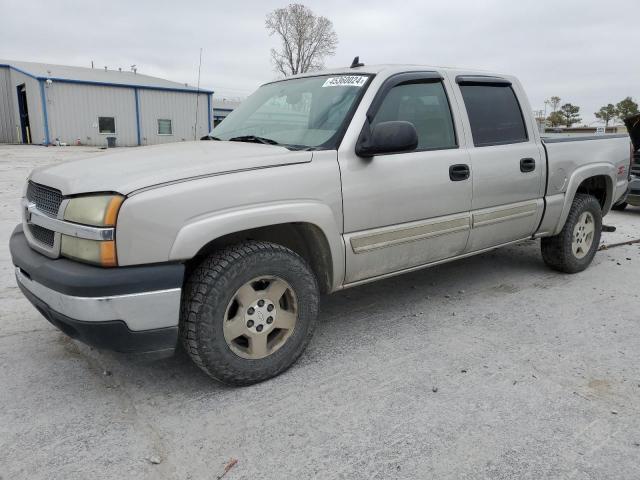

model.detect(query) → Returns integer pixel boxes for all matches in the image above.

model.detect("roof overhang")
[0,63,213,94]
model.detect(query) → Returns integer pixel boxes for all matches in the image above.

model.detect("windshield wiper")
[285,144,316,151]
[200,134,221,141]
[228,135,280,146]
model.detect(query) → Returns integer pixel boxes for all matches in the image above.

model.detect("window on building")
[371,81,457,151]
[157,119,173,135]
[459,84,528,147]
[98,117,116,134]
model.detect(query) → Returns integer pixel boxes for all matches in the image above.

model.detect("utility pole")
[194,48,203,141]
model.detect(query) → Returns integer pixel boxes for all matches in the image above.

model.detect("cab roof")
[267,63,512,83]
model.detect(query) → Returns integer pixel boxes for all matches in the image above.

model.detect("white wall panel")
[0,68,17,143]
[45,82,137,146]
[138,90,209,145]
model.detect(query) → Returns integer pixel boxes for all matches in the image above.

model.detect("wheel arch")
[553,164,615,235]
[169,202,344,293]
[188,223,334,294]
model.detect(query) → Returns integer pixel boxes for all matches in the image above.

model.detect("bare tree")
[547,96,561,113]
[265,4,338,76]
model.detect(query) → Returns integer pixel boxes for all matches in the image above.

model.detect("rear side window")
[371,81,457,151]
[459,84,527,147]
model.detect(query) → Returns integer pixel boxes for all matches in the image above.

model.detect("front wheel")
[541,194,602,273]
[180,241,320,385]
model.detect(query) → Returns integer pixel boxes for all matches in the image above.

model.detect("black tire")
[180,241,319,386]
[611,201,628,211]
[541,193,602,273]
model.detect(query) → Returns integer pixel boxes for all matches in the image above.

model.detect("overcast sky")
[1,0,637,124]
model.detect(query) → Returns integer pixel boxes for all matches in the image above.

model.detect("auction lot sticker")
[322,76,368,87]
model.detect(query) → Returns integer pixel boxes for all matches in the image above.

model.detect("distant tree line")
[543,96,639,128]
[594,97,639,127]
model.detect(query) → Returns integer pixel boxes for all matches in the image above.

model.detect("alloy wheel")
[223,276,298,359]
[571,211,595,259]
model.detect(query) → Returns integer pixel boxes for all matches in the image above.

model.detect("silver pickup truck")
[10,64,632,385]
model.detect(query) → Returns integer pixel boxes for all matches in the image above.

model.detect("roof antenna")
[350,56,364,68]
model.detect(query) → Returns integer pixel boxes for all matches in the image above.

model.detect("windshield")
[209,74,371,149]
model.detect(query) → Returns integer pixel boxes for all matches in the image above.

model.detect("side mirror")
[356,120,418,157]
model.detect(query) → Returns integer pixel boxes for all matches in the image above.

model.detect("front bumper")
[10,225,185,353]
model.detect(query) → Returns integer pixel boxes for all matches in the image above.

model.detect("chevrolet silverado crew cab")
[10,63,632,385]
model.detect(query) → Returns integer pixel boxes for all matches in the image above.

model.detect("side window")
[371,81,457,151]
[459,84,528,146]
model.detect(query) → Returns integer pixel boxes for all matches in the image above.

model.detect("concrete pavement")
[1,145,639,480]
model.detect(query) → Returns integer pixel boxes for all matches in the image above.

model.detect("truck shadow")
[614,205,640,214]
[90,239,550,394]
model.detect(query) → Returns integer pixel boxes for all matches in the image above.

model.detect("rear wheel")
[541,194,602,273]
[180,241,319,385]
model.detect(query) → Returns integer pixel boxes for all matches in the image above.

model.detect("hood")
[29,141,313,196]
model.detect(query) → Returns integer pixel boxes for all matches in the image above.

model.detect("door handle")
[449,164,470,181]
[520,157,536,173]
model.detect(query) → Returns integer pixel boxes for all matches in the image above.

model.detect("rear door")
[338,72,473,283]
[453,75,545,252]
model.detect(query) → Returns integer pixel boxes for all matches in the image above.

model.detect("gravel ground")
[1,144,639,480]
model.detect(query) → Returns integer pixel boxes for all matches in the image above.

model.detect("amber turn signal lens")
[100,240,118,267]
[103,196,124,227]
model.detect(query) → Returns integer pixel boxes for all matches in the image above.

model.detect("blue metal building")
[0,60,213,146]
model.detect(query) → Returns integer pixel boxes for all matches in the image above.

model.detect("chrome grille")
[26,182,63,217]
[28,224,55,247]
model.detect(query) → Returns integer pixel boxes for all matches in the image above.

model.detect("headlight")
[61,194,124,267]
[64,195,123,226]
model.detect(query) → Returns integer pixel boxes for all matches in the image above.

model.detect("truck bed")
[541,133,631,210]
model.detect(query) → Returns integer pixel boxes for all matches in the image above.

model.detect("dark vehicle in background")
[613,114,640,210]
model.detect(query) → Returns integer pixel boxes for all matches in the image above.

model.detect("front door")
[454,77,545,252]
[339,73,473,284]
[16,84,31,144]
